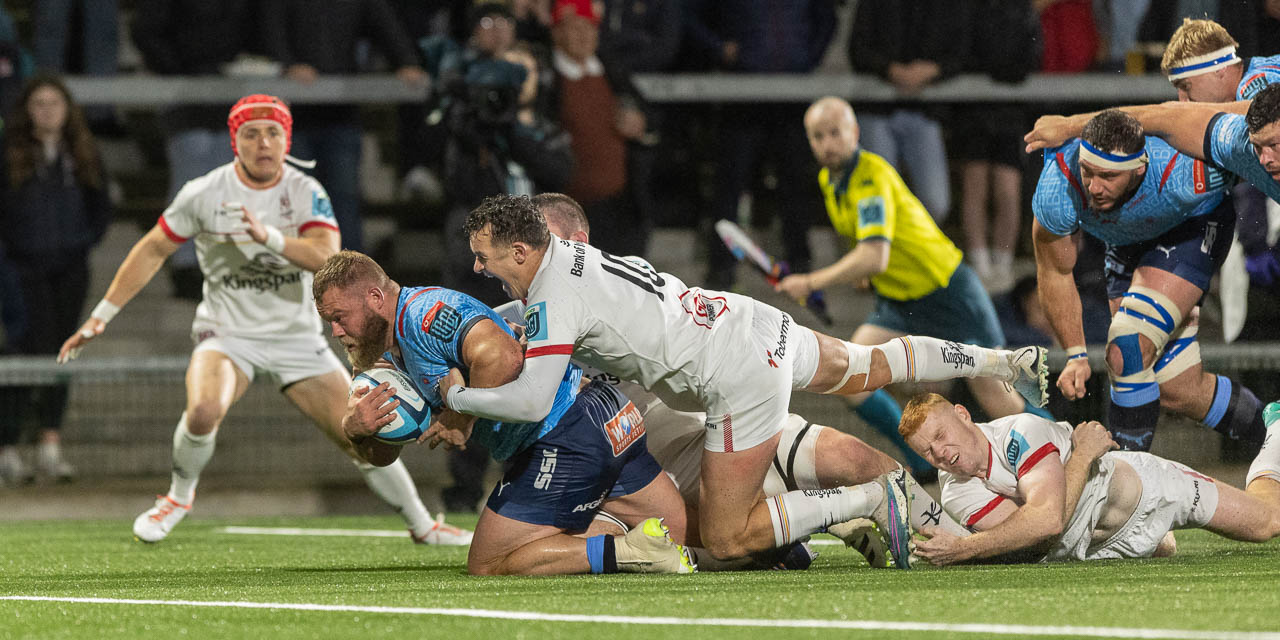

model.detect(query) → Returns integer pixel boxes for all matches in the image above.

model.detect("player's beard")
[348,311,390,372]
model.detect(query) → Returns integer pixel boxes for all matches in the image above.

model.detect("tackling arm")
[438,318,566,424]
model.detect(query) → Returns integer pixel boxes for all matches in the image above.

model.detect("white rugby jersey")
[940,414,1095,530]
[521,236,754,411]
[158,162,339,339]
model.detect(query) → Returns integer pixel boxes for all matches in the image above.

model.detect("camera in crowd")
[421,36,527,147]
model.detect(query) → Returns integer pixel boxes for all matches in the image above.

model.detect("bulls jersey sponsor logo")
[421,300,462,341]
[678,289,729,329]
[1241,74,1271,100]
[533,448,558,489]
[603,401,645,456]
[525,302,548,341]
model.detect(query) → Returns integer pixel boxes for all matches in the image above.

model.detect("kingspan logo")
[220,253,300,292]
[940,341,974,370]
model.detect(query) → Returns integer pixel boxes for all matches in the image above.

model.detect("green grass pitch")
[3,515,1279,639]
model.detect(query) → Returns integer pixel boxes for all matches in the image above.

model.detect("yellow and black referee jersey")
[818,149,962,301]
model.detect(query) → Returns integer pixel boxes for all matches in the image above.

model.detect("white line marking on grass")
[216,526,847,545]
[218,526,409,538]
[3,596,1277,639]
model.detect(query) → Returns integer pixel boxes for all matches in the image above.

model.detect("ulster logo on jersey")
[678,289,729,329]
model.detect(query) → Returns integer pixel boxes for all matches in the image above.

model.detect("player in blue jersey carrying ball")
[313,250,696,576]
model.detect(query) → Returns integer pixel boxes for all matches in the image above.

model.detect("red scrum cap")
[227,94,292,156]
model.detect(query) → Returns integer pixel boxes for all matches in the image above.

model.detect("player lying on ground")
[899,393,1280,565]
[56,94,468,546]
[438,192,1048,569]
[1030,109,1266,453]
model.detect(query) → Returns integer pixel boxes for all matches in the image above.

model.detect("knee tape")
[1153,321,1200,384]
[763,415,824,496]
[1109,286,1182,385]
[822,340,872,394]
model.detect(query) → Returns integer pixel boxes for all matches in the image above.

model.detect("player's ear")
[954,403,972,424]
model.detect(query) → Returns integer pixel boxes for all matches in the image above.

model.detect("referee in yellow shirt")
[777,98,1051,477]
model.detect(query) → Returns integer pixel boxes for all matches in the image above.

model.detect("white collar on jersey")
[553,49,604,81]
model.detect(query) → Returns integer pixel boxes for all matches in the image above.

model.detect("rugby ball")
[349,368,432,444]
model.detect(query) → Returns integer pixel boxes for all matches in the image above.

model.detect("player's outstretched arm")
[917,458,1066,565]
[58,225,181,363]
[1031,221,1090,400]
[1025,101,1248,158]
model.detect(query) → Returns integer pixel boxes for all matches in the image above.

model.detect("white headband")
[1079,139,1148,171]
[1167,46,1240,80]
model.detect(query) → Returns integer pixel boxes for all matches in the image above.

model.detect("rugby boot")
[615,517,697,574]
[133,495,191,543]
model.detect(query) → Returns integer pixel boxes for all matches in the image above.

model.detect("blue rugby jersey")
[389,286,581,461]
[1236,55,1280,100]
[1032,137,1229,245]
[1204,112,1280,204]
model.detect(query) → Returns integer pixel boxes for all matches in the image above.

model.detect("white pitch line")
[215,526,847,545]
[2,596,1277,640]
[218,526,409,538]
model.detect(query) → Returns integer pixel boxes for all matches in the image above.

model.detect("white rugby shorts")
[699,300,820,453]
[1055,451,1219,561]
[192,331,346,387]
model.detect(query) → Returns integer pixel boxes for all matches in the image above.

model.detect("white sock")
[1247,424,1280,487]
[765,483,884,547]
[879,336,1004,385]
[969,247,991,278]
[169,413,215,505]
[991,250,1013,271]
[355,458,434,533]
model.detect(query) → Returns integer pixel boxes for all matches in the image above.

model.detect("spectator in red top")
[548,0,648,256]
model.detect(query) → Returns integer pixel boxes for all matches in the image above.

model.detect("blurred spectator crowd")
[2,0,1280,490]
